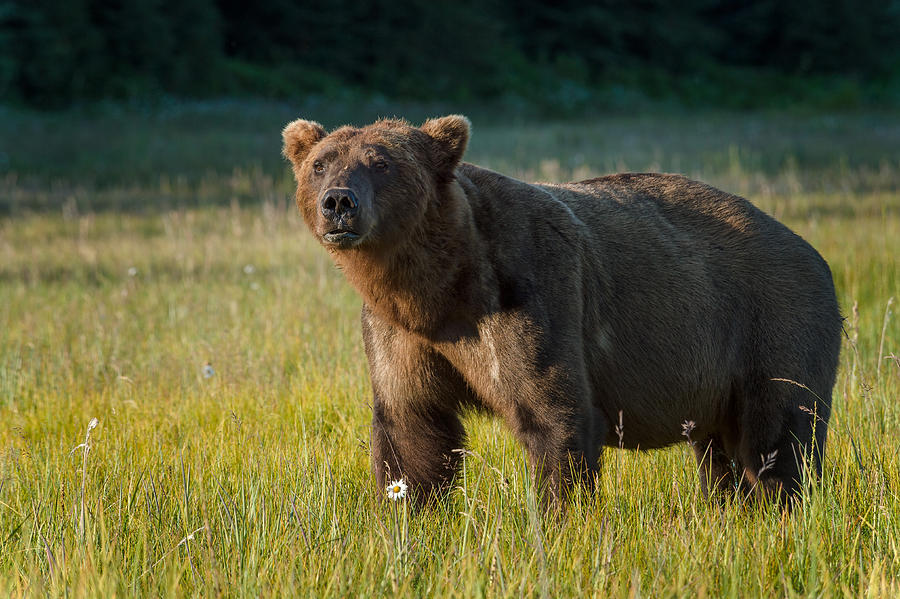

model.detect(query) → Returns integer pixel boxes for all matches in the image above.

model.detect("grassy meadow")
[1,102,899,597]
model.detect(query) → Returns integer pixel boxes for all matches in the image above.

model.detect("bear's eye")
[312,161,325,174]
[373,159,388,171]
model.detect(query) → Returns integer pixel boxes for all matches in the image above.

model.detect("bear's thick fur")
[283,115,842,505]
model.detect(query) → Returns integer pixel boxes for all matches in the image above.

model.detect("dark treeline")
[2,0,899,109]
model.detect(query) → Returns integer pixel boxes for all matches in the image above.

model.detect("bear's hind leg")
[693,436,740,501]
[737,379,829,506]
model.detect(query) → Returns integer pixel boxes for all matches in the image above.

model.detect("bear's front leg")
[370,392,465,504]
[511,395,601,506]
[494,351,602,506]
[362,307,473,505]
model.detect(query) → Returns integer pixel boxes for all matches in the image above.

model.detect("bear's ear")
[282,119,326,167]
[421,115,470,172]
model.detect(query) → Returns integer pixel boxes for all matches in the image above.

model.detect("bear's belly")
[434,311,733,450]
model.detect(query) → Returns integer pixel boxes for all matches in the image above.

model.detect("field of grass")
[1,103,899,597]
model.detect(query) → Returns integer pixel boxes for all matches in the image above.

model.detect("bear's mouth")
[323,229,361,245]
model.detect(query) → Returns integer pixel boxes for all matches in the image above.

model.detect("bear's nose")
[320,188,359,220]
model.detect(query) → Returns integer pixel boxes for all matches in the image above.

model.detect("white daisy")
[243,264,255,275]
[385,479,408,500]
[127,267,138,277]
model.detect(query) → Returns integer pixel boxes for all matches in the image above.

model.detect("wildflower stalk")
[877,297,893,378]
[384,478,409,581]
[75,417,99,539]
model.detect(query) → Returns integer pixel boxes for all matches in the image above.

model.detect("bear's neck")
[333,180,488,339]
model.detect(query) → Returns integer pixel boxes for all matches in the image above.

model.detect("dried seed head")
[681,420,697,447]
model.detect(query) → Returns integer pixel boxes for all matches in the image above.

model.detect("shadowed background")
[3,0,900,110]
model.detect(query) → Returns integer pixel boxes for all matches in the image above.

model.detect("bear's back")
[556,172,833,293]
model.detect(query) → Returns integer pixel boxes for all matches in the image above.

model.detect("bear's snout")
[319,187,366,246]
[320,187,359,220]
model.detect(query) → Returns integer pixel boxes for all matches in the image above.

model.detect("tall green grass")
[0,107,898,596]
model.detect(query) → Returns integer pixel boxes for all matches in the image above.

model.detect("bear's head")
[282,115,470,251]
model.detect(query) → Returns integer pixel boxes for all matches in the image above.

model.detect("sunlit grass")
[0,109,898,596]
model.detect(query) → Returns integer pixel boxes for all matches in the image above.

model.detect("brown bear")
[282,115,841,506]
